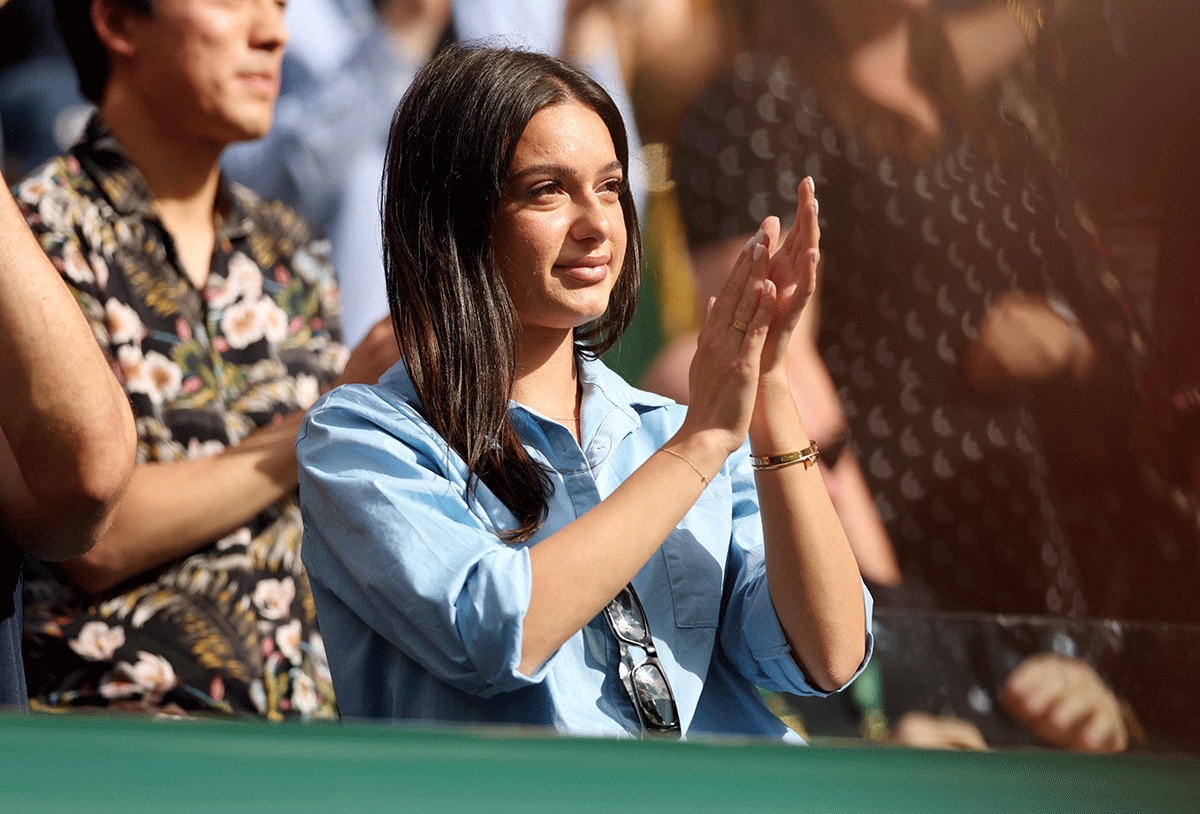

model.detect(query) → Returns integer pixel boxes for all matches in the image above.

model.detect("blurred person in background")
[0,0,92,178]
[653,0,1195,751]
[14,0,399,717]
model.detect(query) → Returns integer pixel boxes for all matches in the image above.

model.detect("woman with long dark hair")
[296,44,870,739]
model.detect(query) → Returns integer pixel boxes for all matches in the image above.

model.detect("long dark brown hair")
[380,45,642,542]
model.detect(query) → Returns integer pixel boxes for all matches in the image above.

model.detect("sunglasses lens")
[609,590,647,641]
[632,663,677,728]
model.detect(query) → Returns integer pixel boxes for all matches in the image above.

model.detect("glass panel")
[776,608,1200,754]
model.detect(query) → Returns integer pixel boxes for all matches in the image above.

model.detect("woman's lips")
[556,259,609,283]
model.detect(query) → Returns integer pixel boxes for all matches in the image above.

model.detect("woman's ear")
[91,0,144,59]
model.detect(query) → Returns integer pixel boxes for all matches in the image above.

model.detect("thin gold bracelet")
[751,442,820,471]
[661,447,709,485]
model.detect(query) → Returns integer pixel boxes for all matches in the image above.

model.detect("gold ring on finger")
[732,319,749,333]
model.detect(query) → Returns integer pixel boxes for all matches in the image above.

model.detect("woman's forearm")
[748,373,867,691]
[522,427,729,675]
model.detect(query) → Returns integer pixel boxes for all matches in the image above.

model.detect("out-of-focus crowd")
[1,0,1197,754]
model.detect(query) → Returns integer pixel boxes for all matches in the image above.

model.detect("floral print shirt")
[14,116,344,719]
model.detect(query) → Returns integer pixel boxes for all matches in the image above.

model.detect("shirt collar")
[378,359,422,408]
[72,113,253,241]
[576,354,674,419]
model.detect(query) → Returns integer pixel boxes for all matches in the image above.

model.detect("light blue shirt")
[297,357,873,739]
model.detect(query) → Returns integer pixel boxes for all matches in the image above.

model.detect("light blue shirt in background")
[297,357,873,739]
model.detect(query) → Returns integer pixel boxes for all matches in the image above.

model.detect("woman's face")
[492,101,627,337]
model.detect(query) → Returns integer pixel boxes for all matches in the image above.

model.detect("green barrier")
[1,712,1196,813]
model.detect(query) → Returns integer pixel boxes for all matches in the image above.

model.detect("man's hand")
[1002,652,1133,753]
[965,293,1095,394]
[891,711,988,750]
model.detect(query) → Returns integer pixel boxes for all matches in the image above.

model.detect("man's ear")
[91,0,143,59]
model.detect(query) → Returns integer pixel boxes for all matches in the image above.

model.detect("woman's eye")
[600,178,623,195]
[529,182,562,198]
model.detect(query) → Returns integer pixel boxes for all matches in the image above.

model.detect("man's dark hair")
[53,0,154,103]
[381,44,642,542]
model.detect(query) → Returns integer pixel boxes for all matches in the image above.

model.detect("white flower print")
[111,651,179,701]
[68,621,126,662]
[294,373,320,410]
[309,633,331,685]
[121,346,182,404]
[80,206,106,251]
[221,298,266,349]
[89,252,110,292]
[186,437,227,459]
[17,178,47,206]
[252,576,296,620]
[208,251,263,310]
[143,351,183,403]
[276,619,303,665]
[61,241,94,285]
[99,676,139,700]
[228,252,264,300]
[249,679,267,714]
[291,671,320,716]
[215,526,252,551]
[259,297,290,345]
[332,344,350,375]
[37,192,71,233]
[105,298,145,345]
[117,343,152,393]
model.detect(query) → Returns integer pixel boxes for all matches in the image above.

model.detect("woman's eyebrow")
[508,160,624,182]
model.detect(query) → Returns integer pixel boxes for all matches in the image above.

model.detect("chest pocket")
[659,485,730,629]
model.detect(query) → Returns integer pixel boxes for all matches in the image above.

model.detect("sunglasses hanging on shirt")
[602,583,681,738]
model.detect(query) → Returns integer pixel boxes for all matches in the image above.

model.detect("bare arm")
[747,180,867,690]
[0,179,136,561]
[61,316,400,595]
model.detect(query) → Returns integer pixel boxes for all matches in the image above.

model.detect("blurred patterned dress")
[13,116,343,718]
[672,53,1198,620]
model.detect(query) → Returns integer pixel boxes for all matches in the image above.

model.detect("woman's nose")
[571,192,616,244]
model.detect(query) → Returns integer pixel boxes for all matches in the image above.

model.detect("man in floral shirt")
[14,0,399,718]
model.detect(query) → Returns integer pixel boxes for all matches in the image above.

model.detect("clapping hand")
[757,177,821,374]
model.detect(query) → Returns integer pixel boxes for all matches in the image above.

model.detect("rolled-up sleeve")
[297,387,547,698]
[716,446,874,697]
